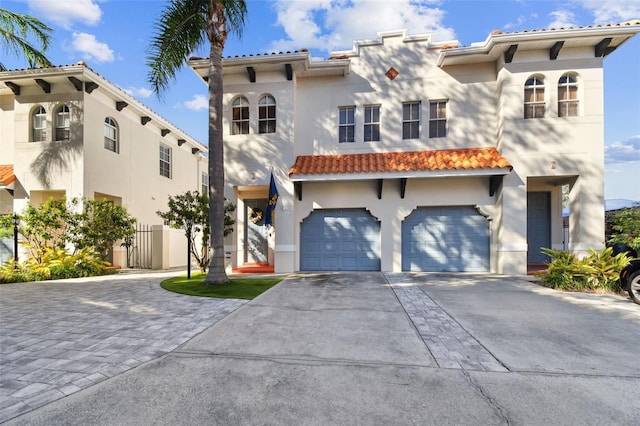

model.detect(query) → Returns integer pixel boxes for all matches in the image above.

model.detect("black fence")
[127,223,153,269]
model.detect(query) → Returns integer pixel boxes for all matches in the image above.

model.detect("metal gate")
[127,223,153,269]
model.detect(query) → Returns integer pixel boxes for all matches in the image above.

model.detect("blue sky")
[2,0,639,201]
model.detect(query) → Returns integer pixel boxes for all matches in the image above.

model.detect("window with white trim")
[201,172,208,195]
[558,73,578,117]
[231,96,249,134]
[104,117,119,152]
[338,106,355,143]
[364,105,380,142]
[429,100,447,138]
[402,101,420,139]
[258,95,276,134]
[32,106,46,142]
[159,144,171,178]
[55,105,70,141]
[524,76,545,119]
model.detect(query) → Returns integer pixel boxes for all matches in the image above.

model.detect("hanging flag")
[265,171,279,228]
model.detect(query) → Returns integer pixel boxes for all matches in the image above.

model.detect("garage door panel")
[402,206,489,272]
[301,209,381,271]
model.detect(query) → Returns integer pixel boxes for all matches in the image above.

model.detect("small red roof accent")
[0,164,15,186]
[289,148,512,176]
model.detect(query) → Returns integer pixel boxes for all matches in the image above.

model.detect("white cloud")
[180,94,208,111]
[72,32,115,64]
[125,87,153,99]
[269,0,455,55]
[605,135,640,164]
[27,0,102,29]
[576,0,640,24]
[548,10,577,29]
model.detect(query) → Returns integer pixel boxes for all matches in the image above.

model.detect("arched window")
[32,106,47,142]
[558,73,578,117]
[524,76,545,119]
[55,105,70,141]
[258,95,276,134]
[104,117,118,153]
[231,96,249,135]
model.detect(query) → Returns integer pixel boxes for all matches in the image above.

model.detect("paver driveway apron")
[0,272,246,423]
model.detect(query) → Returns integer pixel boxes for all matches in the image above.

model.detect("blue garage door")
[300,209,381,271]
[402,206,489,272]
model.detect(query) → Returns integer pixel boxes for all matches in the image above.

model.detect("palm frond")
[146,0,209,97]
[0,8,53,70]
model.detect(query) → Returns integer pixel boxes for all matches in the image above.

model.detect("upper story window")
[558,73,579,117]
[338,106,355,143]
[429,100,447,138]
[32,106,46,142]
[524,76,545,119]
[364,105,380,142]
[55,105,70,141]
[104,117,119,153]
[231,96,249,135]
[402,101,420,139]
[258,95,276,134]
[201,172,208,195]
[159,144,171,178]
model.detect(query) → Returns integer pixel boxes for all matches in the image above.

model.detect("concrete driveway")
[2,272,639,425]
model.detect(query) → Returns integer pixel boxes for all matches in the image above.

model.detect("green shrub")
[540,247,631,293]
[0,247,112,284]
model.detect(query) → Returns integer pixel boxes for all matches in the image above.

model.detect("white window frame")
[338,106,355,143]
[402,101,420,139]
[201,172,208,195]
[258,95,276,134]
[32,106,46,142]
[558,73,579,118]
[159,144,172,179]
[55,105,70,141]
[429,100,447,139]
[231,96,249,135]
[524,76,545,119]
[364,105,380,142]
[104,117,119,153]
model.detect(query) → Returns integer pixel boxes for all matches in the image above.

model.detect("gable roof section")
[0,164,15,188]
[289,148,512,181]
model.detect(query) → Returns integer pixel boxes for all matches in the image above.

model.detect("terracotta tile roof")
[289,147,512,176]
[489,20,640,36]
[0,164,15,186]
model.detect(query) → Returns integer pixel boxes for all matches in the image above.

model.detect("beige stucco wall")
[218,30,613,275]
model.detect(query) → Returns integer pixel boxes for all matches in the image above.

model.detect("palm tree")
[147,0,247,284]
[0,8,53,71]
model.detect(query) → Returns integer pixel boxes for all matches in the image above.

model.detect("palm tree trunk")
[204,39,229,285]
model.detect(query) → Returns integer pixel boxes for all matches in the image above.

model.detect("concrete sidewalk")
[3,272,640,425]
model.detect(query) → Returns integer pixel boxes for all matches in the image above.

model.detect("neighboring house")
[0,62,207,268]
[189,21,640,275]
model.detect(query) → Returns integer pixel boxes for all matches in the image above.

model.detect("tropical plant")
[606,205,640,252]
[540,247,632,293]
[147,0,247,285]
[18,196,136,263]
[73,199,136,261]
[157,190,235,273]
[0,246,112,283]
[0,214,14,239]
[20,197,73,263]
[0,8,53,71]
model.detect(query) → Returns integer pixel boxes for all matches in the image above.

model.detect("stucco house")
[0,62,207,268]
[189,21,639,276]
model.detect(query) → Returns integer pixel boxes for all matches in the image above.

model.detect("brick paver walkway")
[0,272,246,423]
[386,273,508,373]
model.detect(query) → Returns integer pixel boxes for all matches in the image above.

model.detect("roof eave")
[290,167,512,182]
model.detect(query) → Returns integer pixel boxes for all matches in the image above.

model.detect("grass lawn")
[160,273,283,300]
